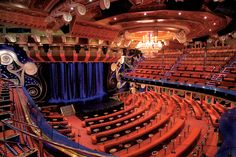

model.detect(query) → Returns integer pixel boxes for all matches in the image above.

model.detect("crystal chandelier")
[136,32,164,52]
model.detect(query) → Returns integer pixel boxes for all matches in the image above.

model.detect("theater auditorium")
[0,0,236,157]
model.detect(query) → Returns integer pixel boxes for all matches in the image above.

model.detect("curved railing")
[22,87,113,157]
[122,75,236,102]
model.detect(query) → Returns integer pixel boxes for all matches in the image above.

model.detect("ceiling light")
[204,16,207,20]
[136,20,154,23]
[70,7,74,10]
[178,12,182,15]
[157,19,164,22]
[209,29,212,32]
[144,12,147,16]
[114,17,117,20]
[213,22,216,25]
[89,0,93,2]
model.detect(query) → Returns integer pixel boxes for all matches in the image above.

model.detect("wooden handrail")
[1,120,112,157]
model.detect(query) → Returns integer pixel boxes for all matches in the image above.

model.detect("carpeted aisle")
[65,115,99,151]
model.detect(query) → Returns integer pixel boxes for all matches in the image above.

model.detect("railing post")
[2,122,7,156]
[39,129,44,157]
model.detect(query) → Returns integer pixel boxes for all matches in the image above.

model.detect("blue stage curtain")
[48,62,105,103]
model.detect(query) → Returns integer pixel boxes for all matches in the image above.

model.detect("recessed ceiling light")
[204,16,207,19]
[178,12,182,15]
[114,17,117,20]
[209,29,212,32]
[157,19,164,22]
[144,12,147,16]
[213,22,216,25]
[70,7,74,10]
[136,20,154,23]
[89,0,93,2]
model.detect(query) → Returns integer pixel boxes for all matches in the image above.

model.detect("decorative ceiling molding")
[97,10,230,40]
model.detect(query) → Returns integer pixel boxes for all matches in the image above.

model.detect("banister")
[1,120,113,157]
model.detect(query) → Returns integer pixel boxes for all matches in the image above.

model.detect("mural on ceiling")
[0,45,47,101]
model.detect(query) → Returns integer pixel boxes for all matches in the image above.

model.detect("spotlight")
[75,45,81,53]
[43,44,50,53]
[75,4,86,15]
[100,0,110,10]
[62,13,73,22]
[5,34,17,43]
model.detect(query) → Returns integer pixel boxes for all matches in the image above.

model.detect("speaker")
[43,44,50,53]
[60,24,70,34]
[75,45,81,53]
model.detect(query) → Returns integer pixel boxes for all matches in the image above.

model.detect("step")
[0,100,12,106]
[21,149,38,157]
[0,112,12,120]
[0,105,11,111]
[0,132,20,142]
[0,122,12,132]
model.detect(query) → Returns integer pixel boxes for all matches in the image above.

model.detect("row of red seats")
[176,65,221,73]
[114,119,185,157]
[184,99,203,120]
[199,101,221,127]
[99,114,171,153]
[86,106,147,134]
[41,107,75,140]
[82,105,137,127]
[91,110,159,144]
[166,128,201,157]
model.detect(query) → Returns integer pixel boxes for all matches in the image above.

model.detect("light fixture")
[136,32,164,53]
[209,29,212,32]
[75,4,86,15]
[89,0,93,2]
[62,13,73,22]
[100,0,110,10]
[213,22,216,25]
[213,0,224,2]
[204,16,207,20]
[144,12,147,16]
[157,19,164,22]
[114,17,117,20]
[178,12,182,15]
[136,20,154,23]
[5,34,17,43]
[31,35,41,43]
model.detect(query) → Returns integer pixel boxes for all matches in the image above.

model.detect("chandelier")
[136,32,164,52]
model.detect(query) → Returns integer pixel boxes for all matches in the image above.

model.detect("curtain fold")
[49,62,104,103]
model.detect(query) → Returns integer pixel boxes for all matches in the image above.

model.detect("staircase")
[206,53,236,87]
[164,52,188,77]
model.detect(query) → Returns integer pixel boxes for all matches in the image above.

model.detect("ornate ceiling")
[0,0,234,48]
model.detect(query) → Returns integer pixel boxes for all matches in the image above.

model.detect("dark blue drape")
[48,62,105,103]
